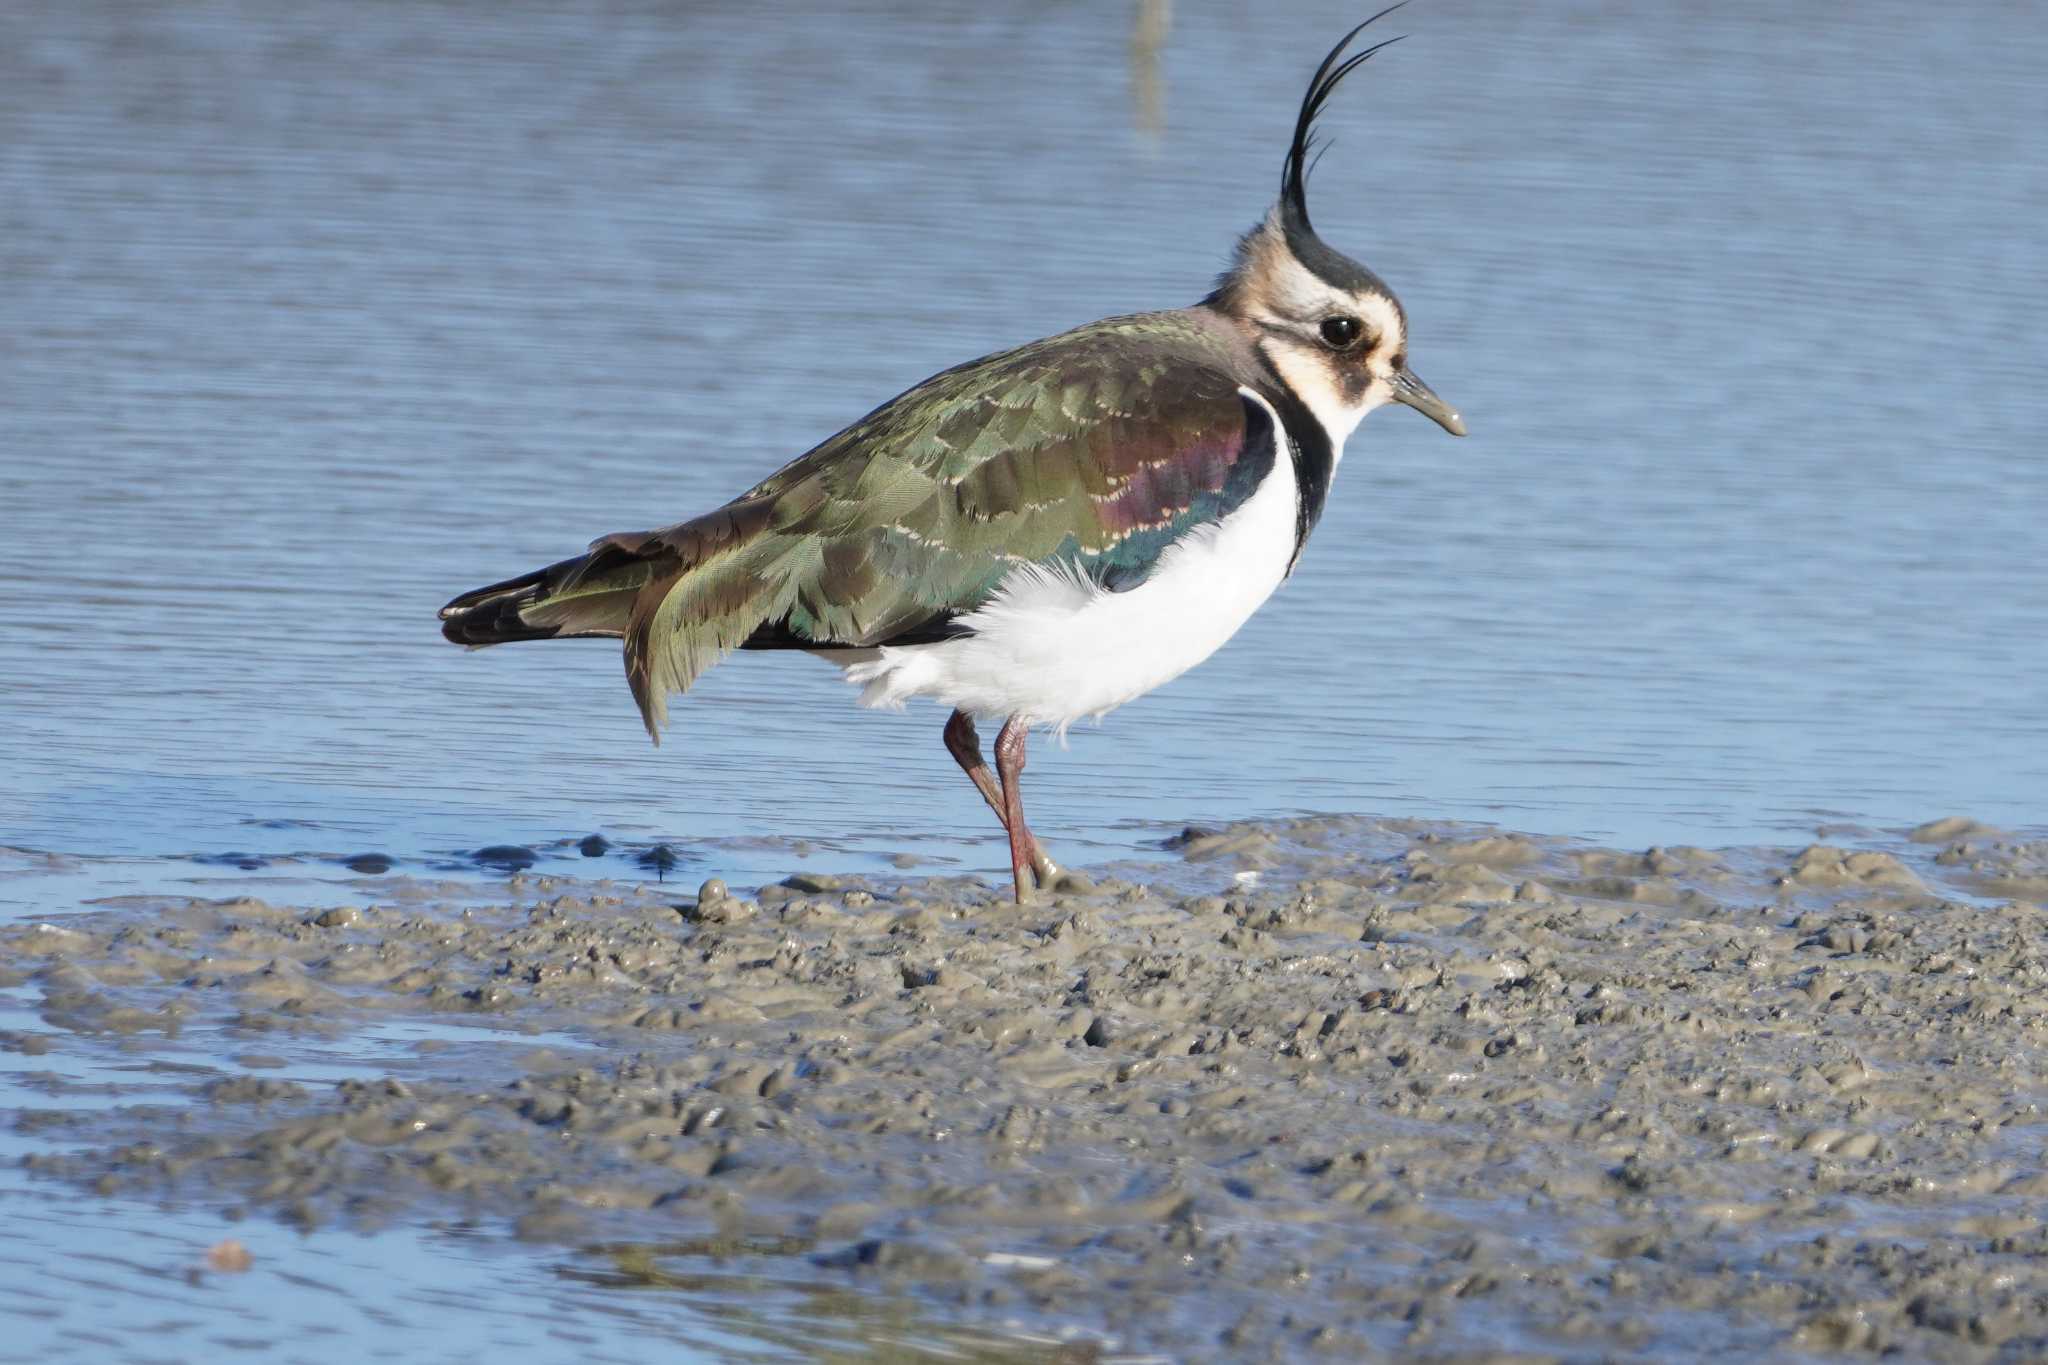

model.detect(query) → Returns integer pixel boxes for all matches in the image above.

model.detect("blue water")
[4,1,2045,917]
[2,3,2044,1356]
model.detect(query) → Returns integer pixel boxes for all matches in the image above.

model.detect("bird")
[439,12,1466,904]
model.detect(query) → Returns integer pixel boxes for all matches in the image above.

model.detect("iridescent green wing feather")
[541,313,1279,736]
[734,312,1276,638]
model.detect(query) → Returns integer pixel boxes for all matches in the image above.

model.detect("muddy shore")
[6,815,2048,1361]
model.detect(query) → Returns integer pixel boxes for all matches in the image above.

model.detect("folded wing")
[446,314,1281,740]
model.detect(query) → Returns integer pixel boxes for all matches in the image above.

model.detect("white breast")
[843,389,1309,731]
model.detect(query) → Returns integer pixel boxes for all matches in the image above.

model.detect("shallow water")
[2,0,2045,1357]
[4,0,2044,913]
[0,975,1066,1363]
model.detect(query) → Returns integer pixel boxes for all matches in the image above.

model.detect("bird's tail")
[438,497,782,741]
[438,531,668,649]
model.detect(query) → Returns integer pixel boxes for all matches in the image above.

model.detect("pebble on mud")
[472,845,537,873]
[205,1240,253,1273]
[635,845,680,879]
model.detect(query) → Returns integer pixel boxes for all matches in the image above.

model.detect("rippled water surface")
[2,0,2044,1354]
[5,0,2045,903]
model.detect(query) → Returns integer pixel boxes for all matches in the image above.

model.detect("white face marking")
[1218,212,1412,454]
[1263,342,1370,452]
[1250,256,1407,454]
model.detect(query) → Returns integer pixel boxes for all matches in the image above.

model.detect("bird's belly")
[844,450,1300,727]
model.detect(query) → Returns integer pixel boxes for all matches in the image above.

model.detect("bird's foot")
[1029,848,1062,890]
[1017,840,1089,899]
[1007,845,1064,904]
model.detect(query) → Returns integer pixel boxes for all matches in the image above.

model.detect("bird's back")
[444,307,1279,736]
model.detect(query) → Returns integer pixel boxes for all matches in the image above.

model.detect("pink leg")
[947,711,1059,895]
[994,717,1045,902]
[943,710,1008,828]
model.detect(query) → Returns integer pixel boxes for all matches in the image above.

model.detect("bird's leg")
[1025,829,1059,890]
[995,716,1060,903]
[945,710,1060,893]
[942,709,1008,829]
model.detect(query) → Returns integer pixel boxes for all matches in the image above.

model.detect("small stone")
[473,845,537,873]
[681,883,753,925]
[1908,816,2000,843]
[205,1240,253,1273]
[577,834,612,857]
[636,845,680,880]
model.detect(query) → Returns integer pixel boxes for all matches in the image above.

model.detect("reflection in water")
[0,1180,1050,1365]
[567,1242,1102,1363]
[1130,0,1173,141]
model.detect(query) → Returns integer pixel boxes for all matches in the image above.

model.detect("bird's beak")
[1392,367,1466,437]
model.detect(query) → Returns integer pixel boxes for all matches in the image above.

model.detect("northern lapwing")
[440,13,1466,902]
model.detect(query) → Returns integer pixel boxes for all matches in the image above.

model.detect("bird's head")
[1206,9,1465,444]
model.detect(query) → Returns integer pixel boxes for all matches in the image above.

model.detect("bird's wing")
[730,313,1282,650]
[534,314,1283,736]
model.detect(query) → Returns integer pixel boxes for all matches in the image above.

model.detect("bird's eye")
[1319,316,1363,350]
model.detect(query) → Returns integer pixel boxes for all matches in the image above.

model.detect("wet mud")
[7,816,2048,1361]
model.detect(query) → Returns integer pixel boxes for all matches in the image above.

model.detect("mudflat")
[7,816,2047,1360]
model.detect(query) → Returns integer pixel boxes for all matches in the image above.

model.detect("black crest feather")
[1280,6,1409,234]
